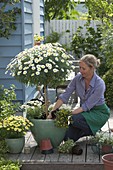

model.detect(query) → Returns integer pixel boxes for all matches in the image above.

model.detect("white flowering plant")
[6,43,75,116]
[21,100,46,119]
[91,131,113,145]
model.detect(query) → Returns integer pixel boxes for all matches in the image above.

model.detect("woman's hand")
[47,109,59,119]
[47,112,52,119]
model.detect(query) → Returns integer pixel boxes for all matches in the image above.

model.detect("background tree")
[85,0,113,27]
[44,0,79,21]
[85,0,113,107]
[0,0,21,39]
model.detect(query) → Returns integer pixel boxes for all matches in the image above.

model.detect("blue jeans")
[64,113,93,142]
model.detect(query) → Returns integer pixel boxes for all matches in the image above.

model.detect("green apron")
[81,104,110,135]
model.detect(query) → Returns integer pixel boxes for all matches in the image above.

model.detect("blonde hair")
[80,54,100,69]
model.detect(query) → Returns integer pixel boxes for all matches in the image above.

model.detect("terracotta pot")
[91,144,113,155]
[102,145,113,154]
[102,153,113,170]
[40,138,53,154]
[34,41,40,46]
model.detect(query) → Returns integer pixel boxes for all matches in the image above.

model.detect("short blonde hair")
[80,54,100,69]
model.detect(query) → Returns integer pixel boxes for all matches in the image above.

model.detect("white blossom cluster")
[6,43,75,87]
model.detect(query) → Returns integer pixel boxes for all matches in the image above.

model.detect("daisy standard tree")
[6,43,75,117]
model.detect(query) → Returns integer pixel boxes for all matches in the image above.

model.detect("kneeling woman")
[48,54,110,142]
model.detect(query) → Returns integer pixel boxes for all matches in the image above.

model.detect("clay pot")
[40,138,53,154]
[102,145,113,154]
[102,153,113,170]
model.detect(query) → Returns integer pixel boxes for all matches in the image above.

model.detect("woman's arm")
[72,107,84,114]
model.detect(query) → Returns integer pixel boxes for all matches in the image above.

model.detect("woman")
[48,54,110,142]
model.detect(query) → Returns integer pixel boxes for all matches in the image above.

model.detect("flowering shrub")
[0,116,33,138]
[6,43,75,116]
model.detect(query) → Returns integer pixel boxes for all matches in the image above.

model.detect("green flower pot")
[30,119,66,148]
[5,137,25,154]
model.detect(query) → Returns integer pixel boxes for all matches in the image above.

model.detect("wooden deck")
[6,111,113,170]
[6,132,104,170]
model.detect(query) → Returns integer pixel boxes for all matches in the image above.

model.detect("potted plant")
[34,34,44,45]
[6,43,75,116]
[0,115,33,153]
[6,42,75,147]
[102,153,113,170]
[21,100,71,147]
[91,131,113,155]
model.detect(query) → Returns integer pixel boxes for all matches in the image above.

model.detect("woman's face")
[79,61,94,78]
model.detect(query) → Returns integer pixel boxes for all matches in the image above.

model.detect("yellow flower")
[34,34,44,42]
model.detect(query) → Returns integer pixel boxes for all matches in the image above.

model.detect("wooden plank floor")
[6,111,113,170]
[6,131,104,170]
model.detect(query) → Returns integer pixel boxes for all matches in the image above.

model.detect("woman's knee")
[72,113,82,121]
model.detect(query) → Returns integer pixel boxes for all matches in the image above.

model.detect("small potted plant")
[91,131,113,154]
[34,34,44,45]
[1,115,33,153]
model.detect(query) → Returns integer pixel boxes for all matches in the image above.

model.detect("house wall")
[0,0,45,103]
[33,0,44,37]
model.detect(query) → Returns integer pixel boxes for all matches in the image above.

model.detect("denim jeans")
[64,113,93,142]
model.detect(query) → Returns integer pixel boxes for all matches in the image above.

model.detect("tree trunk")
[44,85,48,117]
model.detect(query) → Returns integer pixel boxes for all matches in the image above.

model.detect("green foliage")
[45,31,63,43]
[55,108,71,128]
[101,27,113,69]
[44,0,79,21]
[71,24,102,59]
[85,0,113,27]
[103,69,113,108]
[0,85,20,139]
[0,85,20,120]
[0,158,21,170]
[45,30,72,52]
[101,27,113,107]
[71,24,110,76]
[54,107,71,128]
[0,140,8,157]
[0,0,21,39]
[58,139,75,153]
